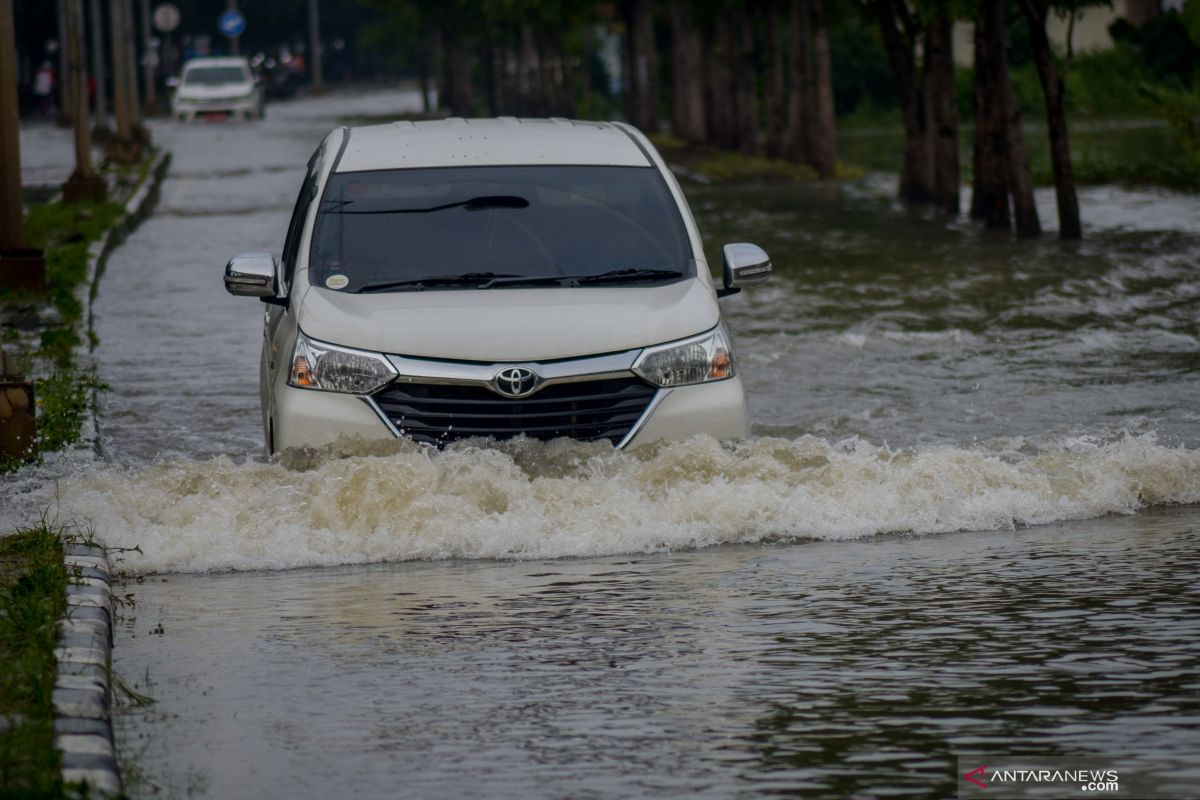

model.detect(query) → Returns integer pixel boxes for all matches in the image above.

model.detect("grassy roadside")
[0,523,67,797]
[0,189,134,473]
[648,133,864,184]
[838,117,1200,192]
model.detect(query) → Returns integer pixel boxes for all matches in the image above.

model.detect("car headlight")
[288,331,397,394]
[633,326,736,387]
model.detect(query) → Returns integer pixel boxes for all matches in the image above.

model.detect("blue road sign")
[218,9,245,38]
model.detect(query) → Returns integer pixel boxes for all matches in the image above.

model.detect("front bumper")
[272,376,749,453]
[173,96,258,118]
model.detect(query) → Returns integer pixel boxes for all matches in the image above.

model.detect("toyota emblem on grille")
[492,366,542,399]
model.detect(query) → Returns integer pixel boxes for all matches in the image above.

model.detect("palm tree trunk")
[762,0,786,158]
[872,0,932,203]
[784,0,813,164]
[669,0,706,142]
[923,14,957,211]
[809,0,837,177]
[732,7,758,154]
[1018,0,1081,239]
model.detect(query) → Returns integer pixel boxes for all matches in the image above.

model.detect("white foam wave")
[50,433,1200,573]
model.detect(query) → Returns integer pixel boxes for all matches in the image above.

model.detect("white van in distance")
[224,118,771,454]
[172,56,264,121]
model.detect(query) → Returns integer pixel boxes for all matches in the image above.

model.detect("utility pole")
[63,0,105,203]
[308,0,324,95]
[139,0,157,114]
[106,0,141,163]
[89,0,110,138]
[0,0,46,292]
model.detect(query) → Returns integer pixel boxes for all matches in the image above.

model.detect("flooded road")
[6,90,1200,797]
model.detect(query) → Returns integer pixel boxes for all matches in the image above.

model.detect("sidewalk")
[19,121,105,191]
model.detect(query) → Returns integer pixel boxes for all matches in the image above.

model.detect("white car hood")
[177,83,253,100]
[295,275,720,362]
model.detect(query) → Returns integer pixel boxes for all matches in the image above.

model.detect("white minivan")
[172,56,264,121]
[224,118,771,455]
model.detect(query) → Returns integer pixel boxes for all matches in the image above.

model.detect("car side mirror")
[166,76,180,89]
[224,253,281,300]
[719,243,771,298]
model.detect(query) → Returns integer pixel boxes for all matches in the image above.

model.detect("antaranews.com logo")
[961,763,1119,794]
[955,757,1186,799]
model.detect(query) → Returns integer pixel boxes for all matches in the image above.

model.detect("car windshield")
[310,165,692,293]
[183,66,248,85]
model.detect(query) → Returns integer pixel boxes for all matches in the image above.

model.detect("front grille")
[371,377,657,446]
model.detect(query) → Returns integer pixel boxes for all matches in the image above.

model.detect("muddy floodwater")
[4,90,1199,798]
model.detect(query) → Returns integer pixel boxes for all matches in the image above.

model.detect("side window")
[281,153,321,289]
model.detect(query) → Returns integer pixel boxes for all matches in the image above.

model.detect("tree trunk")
[66,0,90,171]
[972,0,1012,229]
[106,0,138,162]
[922,15,957,211]
[1018,0,1081,239]
[89,0,109,131]
[783,0,812,164]
[707,18,736,149]
[56,0,72,126]
[449,35,474,117]
[482,37,499,116]
[432,30,446,111]
[121,0,143,133]
[624,0,659,131]
[732,8,758,154]
[1004,76,1041,238]
[669,0,706,143]
[762,1,786,158]
[809,0,837,177]
[0,0,26,250]
[873,0,933,203]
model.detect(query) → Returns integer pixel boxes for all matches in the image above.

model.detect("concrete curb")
[50,151,171,796]
[72,149,172,463]
[54,541,122,797]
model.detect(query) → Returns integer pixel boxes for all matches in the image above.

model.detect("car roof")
[334,118,652,172]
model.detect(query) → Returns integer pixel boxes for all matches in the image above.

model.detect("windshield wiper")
[477,275,580,289]
[481,268,682,289]
[324,195,530,215]
[356,272,520,293]
[573,268,683,285]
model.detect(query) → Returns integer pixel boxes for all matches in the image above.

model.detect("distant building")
[952,0,1172,66]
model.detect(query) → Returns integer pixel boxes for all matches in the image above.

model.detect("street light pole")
[308,0,324,95]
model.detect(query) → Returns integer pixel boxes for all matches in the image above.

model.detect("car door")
[262,147,322,452]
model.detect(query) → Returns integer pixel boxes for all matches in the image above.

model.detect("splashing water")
[49,432,1200,573]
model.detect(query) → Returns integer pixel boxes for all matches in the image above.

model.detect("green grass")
[24,202,123,253]
[34,370,106,454]
[0,523,67,798]
[649,134,830,183]
[1,198,124,470]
